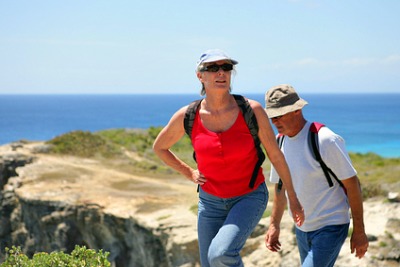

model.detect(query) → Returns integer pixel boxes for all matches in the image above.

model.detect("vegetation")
[45,128,400,199]
[0,245,110,267]
[349,153,400,199]
[46,130,121,158]
[45,127,196,176]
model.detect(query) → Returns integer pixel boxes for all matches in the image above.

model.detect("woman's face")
[197,60,233,93]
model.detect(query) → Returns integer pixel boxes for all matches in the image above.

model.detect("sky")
[1,0,399,95]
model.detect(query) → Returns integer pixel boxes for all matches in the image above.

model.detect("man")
[264,84,369,267]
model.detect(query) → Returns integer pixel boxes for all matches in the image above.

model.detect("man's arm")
[341,176,369,258]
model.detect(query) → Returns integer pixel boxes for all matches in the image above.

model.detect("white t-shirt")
[270,121,357,232]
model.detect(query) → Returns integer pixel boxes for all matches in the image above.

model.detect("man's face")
[270,111,298,137]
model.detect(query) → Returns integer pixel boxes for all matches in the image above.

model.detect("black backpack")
[183,94,265,189]
[276,122,345,192]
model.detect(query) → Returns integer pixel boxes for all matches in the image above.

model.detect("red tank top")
[191,110,265,198]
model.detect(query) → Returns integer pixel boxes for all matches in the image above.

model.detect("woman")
[153,49,304,266]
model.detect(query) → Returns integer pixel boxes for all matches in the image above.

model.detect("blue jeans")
[295,223,350,267]
[197,182,268,267]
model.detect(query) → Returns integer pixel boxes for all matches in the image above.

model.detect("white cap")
[196,49,238,69]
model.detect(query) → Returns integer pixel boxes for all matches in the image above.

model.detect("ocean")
[0,94,399,158]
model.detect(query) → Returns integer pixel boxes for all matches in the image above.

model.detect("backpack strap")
[276,134,285,192]
[309,122,346,192]
[184,99,203,139]
[233,94,266,188]
[309,121,325,133]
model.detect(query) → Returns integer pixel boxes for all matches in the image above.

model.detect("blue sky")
[1,0,399,94]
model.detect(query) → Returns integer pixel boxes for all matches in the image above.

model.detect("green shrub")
[1,245,110,267]
[46,130,121,158]
[97,127,196,167]
[97,128,158,153]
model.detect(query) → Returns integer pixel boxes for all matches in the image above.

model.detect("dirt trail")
[12,142,199,217]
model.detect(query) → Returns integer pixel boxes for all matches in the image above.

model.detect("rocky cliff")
[0,142,200,266]
[0,141,399,267]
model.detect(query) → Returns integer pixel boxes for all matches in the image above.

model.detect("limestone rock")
[0,142,399,267]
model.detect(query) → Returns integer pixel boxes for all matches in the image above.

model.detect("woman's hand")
[265,224,281,252]
[191,169,207,185]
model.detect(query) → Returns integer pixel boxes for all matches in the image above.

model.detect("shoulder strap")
[233,95,259,142]
[309,121,325,133]
[277,134,285,148]
[309,122,346,191]
[276,134,285,192]
[184,99,203,139]
[233,94,266,188]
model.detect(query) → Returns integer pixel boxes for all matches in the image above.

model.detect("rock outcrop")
[0,142,200,266]
[0,141,399,267]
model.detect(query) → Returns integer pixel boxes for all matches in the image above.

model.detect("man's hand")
[288,196,305,227]
[350,230,369,258]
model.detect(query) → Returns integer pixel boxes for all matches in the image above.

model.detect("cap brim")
[202,56,238,65]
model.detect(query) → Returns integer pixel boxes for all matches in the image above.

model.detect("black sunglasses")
[200,63,233,72]
[271,111,296,120]
[271,115,283,120]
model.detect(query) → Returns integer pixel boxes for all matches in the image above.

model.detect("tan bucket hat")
[265,84,308,118]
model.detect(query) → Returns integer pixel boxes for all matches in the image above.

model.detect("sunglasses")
[271,111,296,120]
[200,63,233,72]
[271,115,283,120]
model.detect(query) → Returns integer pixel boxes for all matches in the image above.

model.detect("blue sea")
[0,94,399,158]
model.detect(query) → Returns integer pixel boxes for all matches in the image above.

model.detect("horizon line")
[1,92,399,96]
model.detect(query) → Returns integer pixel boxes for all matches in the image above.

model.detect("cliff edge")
[0,141,399,266]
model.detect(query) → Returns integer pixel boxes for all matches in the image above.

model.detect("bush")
[1,245,110,267]
[46,130,121,158]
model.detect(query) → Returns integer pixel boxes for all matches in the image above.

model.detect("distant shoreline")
[1,94,399,157]
[0,92,400,95]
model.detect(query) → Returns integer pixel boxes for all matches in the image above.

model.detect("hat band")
[268,94,300,108]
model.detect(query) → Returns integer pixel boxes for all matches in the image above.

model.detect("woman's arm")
[152,106,206,185]
[265,183,287,251]
[249,99,304,226]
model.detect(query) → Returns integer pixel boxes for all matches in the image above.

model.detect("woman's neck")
[203,93,234,113]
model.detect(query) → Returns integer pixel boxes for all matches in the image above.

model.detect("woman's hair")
[197,61,236,96]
